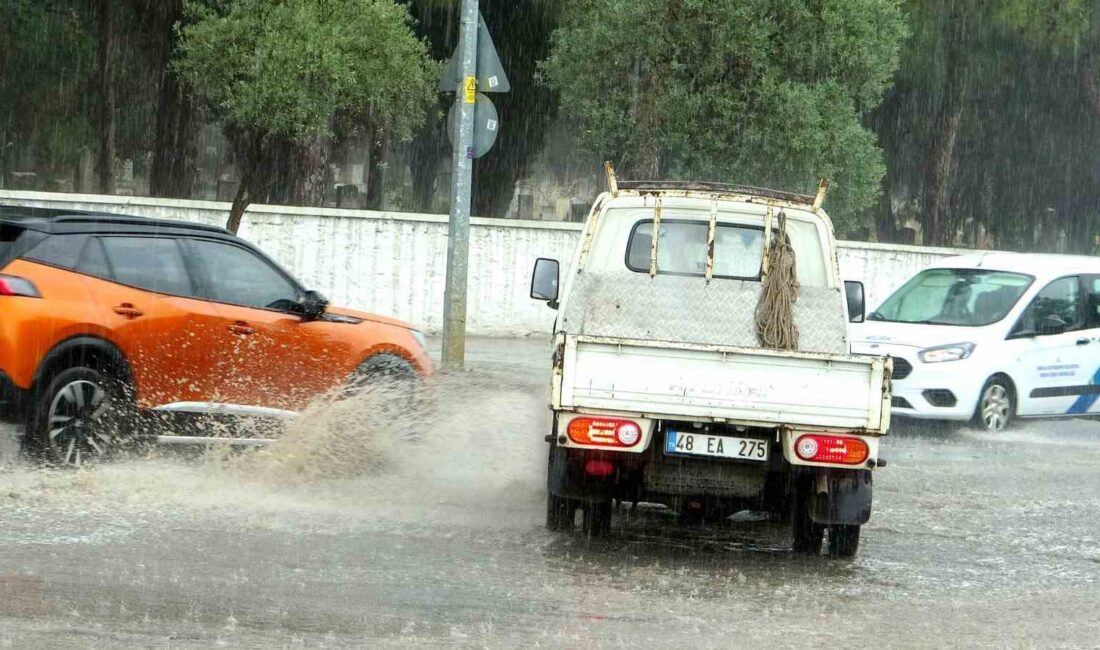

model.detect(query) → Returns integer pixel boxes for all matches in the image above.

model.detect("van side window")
[1012,276,1082,336]
[1086,276,1100,329]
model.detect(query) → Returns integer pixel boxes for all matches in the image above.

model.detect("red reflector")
[585,459,615,477]
[567,417,642,447]
[0,275,41,298]
[794,434,869,465]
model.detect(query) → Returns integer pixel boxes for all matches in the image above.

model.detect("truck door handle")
[112,303,144,319]
[228,322,255,336]
[1077,338,1091,345]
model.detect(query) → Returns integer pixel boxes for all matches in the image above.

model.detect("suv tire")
[27,367,132,467]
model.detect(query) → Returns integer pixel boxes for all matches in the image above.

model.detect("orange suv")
[0,207,431,465]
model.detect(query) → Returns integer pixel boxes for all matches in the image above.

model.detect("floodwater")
[0,338,1097,648]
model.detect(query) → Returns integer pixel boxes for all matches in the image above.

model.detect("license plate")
[665,430,768,462]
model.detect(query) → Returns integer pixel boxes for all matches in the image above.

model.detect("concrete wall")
[0,190,974,335]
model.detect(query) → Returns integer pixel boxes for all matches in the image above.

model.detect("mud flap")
[808,470,872,526]
[546,445,613,503]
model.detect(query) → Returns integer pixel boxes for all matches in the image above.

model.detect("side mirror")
[299,289,329,321]
[1038,315,1067,336]
[844,281,865,323]
[531,258,560,309]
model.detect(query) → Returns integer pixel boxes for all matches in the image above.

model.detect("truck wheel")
[827,525,861,558]
[581,500,612,538]
[27,367,131,467]
[791,481,824,555]
[546,493,577,531]
[972,376,1014,432]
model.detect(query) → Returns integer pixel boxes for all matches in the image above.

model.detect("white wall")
[0,190,973,335]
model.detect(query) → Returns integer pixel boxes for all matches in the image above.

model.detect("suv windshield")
[870,268,1033,327]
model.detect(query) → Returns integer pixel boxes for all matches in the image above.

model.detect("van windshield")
[869,268,1033,327]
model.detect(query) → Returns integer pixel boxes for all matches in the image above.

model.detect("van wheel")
[973,376,1014,432]
[546,493,577,531]
[827,525,861,558]
[28,367,131,467]
[581,500,612,538]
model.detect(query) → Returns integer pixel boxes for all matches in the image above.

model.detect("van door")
[1008,275,1091,416]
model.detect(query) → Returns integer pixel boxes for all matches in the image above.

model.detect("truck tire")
[27,366,132,467]
[827,525,861,558]
[581,500,612,538]
[546,493,577,531]
[791,481,824,555]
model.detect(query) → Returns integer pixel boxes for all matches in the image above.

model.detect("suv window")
[1012,276,1082,336]
[23,234,88,269]
[100,237,194,297]
[186,239,299,311]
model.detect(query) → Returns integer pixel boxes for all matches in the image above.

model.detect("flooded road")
[0,338,1098,647]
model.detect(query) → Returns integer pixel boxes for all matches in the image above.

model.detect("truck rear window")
[626,219,764,279]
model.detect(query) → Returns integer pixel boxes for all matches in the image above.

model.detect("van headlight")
[918,342,976,363]
[410,329,427,351]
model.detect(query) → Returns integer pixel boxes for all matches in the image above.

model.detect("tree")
[542,0,907,227]
[175,0,437,232]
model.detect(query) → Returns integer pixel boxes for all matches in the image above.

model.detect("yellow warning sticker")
[463,76,476,104]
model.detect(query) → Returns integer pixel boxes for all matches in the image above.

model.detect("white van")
[851,253,1100,431]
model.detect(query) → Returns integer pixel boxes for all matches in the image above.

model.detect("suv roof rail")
[0,205,229,235]
[613,180,816,205]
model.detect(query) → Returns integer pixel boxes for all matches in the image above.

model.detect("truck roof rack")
[613,180,815,205]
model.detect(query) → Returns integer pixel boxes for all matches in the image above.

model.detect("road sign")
[447,92,499,159]
[439,12,510,93]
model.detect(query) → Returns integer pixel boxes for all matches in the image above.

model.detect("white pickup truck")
[530,178,891,557]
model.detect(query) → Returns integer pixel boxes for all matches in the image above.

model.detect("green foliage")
[542,0,907,226]
[175,0,437,143]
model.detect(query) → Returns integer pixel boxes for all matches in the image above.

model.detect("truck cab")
[530,179,890,557]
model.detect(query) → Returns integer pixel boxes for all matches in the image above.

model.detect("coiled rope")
[755,210,799,350]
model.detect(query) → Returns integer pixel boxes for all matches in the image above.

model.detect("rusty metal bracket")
[705,198,718,282]
[761,206,774,277]
[604,161,619,196]
[649,196,662,278]
[812,178,829,211]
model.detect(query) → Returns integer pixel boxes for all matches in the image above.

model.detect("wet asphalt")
[0,337,1097,648]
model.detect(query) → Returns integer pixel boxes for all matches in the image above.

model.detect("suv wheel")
[28,367,130,467]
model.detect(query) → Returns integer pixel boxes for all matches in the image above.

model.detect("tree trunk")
[149,67,200,198]
[227,178,250,234]
[365,126,387,210]
[97,0,116,195]
[924,15,968,247]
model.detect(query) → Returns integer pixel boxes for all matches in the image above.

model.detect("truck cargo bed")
[557,336,890,433]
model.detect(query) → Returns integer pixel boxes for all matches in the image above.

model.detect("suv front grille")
[891,357,913,380]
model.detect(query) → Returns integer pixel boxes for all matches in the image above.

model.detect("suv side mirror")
[844,281,865,323]
[299,289,329,321]
[531,258,560,309]
[1038,315,1067,336]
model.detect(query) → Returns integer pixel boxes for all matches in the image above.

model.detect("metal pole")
[442,0,479,371]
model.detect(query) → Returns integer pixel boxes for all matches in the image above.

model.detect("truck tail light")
[567,417,643,448]
[794,434,869,465]
[0,274,40,298]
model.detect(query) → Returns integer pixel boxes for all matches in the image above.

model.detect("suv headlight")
[918,342,976,363]
[410,329,427,351]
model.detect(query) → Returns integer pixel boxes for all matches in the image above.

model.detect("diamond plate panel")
[561,272,848,354]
